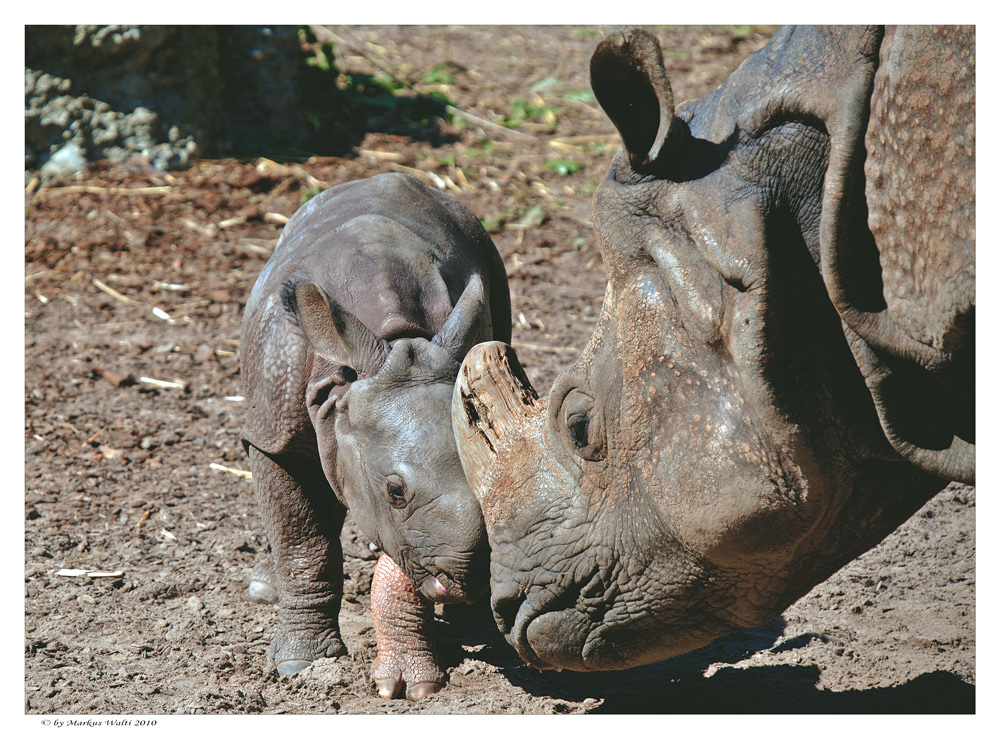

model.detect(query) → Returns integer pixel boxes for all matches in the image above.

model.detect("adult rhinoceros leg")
[248,445,348,675]
[370,552,446,700]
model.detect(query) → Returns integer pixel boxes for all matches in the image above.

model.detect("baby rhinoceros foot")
[266,611,349,676]
[246,556,279,605]
[370,553,446,700]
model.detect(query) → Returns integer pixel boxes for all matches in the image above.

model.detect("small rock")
[186,595,204,612]
[96,368,134,387]
[41,141,88,179]
[159,431,181,446]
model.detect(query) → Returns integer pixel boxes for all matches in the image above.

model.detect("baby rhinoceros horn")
[432,274,487,364]
[293,281,391,378]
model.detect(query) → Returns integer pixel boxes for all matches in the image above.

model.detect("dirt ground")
[23,26,974,718]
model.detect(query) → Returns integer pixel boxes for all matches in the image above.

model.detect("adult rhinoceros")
[452,26,974,672]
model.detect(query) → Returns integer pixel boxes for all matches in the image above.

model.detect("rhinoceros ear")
[293,281,390,378]
[432,274,486,364]
[590,28,683,173]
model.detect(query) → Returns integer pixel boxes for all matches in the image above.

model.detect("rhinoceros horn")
[293,281,391,378]
[432,274,487,364]
[590,28,682,173]
[452,341,542,499]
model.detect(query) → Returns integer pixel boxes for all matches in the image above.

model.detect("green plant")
[517,204,547,228]
[427,90,458,109]
[481,214,503,233]
[302,36,337,73]
[500,98,558,128]
[465,139,495,160]
[300,186,323,204]
[423,64,454,86]
[546,158,583,176]
[566,89,595,103]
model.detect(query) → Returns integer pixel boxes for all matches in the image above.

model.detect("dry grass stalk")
[209,463,253,479]
[445,105,539,142]
[92,278,134,304]
[138,376,185,390]
[39,185,171,197]
[511,341,580,354]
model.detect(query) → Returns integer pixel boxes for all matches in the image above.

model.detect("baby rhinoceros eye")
[386,476,408,509]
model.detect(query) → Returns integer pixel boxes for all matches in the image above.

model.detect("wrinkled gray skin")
[241,173,510,678]
[453,26,974,672]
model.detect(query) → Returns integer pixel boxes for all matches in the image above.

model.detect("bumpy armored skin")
[370,553,446,700]
[453,27,973,673]
[248,446,347,673]
[241,173,509,695]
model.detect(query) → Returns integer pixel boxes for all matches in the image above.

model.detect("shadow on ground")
[436,601,974,714]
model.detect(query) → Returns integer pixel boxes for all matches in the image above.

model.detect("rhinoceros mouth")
[492,563,720,671]
[508,599,558,669]
[491,571,606,671]
[418,568,487,605]
[420,574,467,604]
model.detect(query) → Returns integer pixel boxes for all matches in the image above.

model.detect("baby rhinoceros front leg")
[370,552,446,700]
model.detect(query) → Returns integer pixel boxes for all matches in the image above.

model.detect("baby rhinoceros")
[239,172,511,699]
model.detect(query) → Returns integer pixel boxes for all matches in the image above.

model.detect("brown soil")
[24,25,974,717]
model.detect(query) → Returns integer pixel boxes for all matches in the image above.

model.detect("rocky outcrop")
[25,26,307,177]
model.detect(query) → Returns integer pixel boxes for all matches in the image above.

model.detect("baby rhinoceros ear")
[293,281,390,378]
[432,274,486,364]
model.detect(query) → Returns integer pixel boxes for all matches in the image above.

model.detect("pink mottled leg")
[370,552,446,700]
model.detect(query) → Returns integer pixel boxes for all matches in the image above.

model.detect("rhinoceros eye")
[386,476,408,509]
[568,413,590,449]
[561,390,606,462]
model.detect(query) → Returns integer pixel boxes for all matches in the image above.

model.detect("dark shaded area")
[590,668,973,714]
[24,25,456,168]
[295,31,458,158]
[435,601,973,714]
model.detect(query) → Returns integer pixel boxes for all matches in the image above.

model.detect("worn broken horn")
[452,341,542,498]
